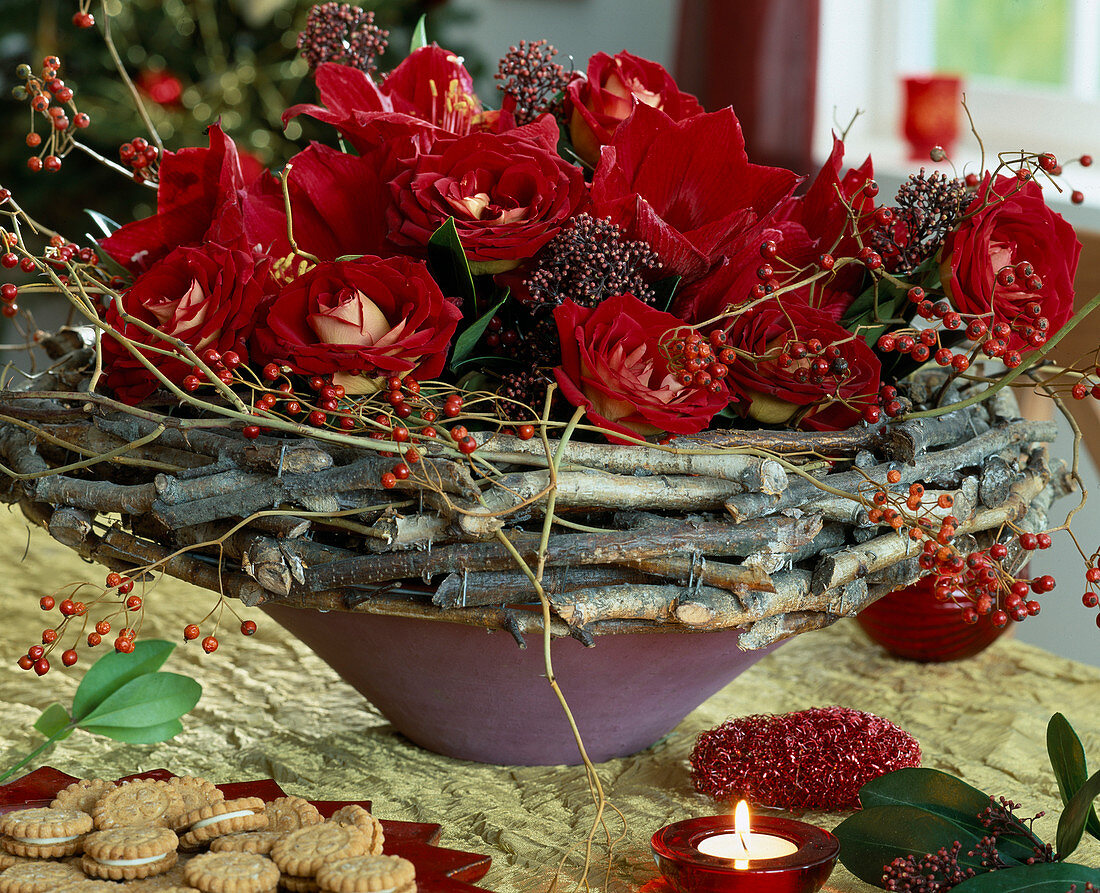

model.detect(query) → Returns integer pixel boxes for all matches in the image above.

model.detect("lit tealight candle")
[696,801,799,867]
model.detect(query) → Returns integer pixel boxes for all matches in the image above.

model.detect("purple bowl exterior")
[651,816,839,893]
[263,605,779,765]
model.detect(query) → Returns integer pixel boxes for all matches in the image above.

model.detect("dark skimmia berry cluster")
[496,39,572,127]
[872,170,968,273]
[297,3,389,73]
[524,213,661,308]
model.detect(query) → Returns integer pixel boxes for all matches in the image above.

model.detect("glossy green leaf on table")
[79,673,201,732]
[1047,712,1100,842]
[71,640,175,722]
[834,804,985,887]
[33,703,71,740]
[1056,767,1100,859]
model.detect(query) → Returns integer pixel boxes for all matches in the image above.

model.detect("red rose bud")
[941,174,1080,352]
[254,256,462,385]
[566,51,704,166]
[102,243,268,404]
[385,117,586,269]
[553,293,728,443]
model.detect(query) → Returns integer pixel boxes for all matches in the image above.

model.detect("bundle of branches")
[0,330,1066,651]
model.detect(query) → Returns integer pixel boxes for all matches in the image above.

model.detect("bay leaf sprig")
[0,640,201,783]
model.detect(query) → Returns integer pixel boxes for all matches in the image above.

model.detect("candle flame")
[734,800,750,851]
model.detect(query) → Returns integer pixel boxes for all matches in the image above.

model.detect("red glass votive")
[651,815,839,893]
[902,75,962,160]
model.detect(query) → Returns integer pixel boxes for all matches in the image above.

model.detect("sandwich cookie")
[93,780,184,830]
[166,777,225,826]
[315,855,416,893]
[327,807,384,856]
[81,826,179,881]
[263,797,322,832]
[270,824,370,885]
[0,807,94,858]
[50,779,118,816]
[178,798,267,850]
[209,832,285,856]
[182,851,279,893]
[0,859,85,893]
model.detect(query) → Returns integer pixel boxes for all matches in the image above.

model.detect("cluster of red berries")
[664,329,733,395]
[119,137,159,184]
[15,572,144,676]
[865,470,1053,629]
[14,57,90,173]
[182,619,257,655]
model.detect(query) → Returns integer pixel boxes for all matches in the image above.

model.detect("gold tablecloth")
[2,508,1099,892]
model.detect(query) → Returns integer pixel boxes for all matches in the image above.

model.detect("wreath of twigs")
[0,328,1066,653]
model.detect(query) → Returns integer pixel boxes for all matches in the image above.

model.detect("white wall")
[445,0,678,96]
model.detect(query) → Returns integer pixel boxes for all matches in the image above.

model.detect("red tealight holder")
[651,815,839,893]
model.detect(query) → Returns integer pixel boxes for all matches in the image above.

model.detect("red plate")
[0,766,493,892]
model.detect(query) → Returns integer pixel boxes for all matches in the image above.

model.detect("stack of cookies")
[0,776,416,893]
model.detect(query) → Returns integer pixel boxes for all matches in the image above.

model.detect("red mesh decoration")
[690,705,921,811]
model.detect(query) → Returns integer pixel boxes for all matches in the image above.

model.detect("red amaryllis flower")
[386,116,587,269]
[102,243,268,404]
[566,51,704,166]
[941,174,1080,353]
[721,299,881,431]
[284,48,486,153]
[254,256,462,385]
[100,124,279,274]
[553,293,728,443]
[590,103,799,283]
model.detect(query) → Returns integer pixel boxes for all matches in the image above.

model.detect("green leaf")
[33,702,71,739]
[78,673,201,731]
[1057,766,1100,859]
[82,719,184,745]
[859,768,1033,863]
[85,209,121,238]
[409,14,428,53]
[1047,713,1100,841]
[427,218,477,307]
[334,254,364,262]
[952,862,1100,892]
[652,275,682,314]
[71,640,176,722]
[450,294,508,371]
[835,804,984,888]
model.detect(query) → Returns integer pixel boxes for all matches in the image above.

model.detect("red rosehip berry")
[105,571,122,588]
[990,543,1009,560]
[39,595,55,611]
[114,637,134,653]
[34,657,50,675]
[1084,592,1099,608]
[41,628,57,644]
[380,472,397,489]
[73,11,95,27]
[28,644,45,661]
[183,624,201,641]
[1019,533,1038,550]
[202,636,219,654]
[59,598,76,616]
[95,620,111,635]
[126,595,142,611]
[240,620,257,636]
[116,579,133,595]
[61,649,77,667]
[87,632,101,647]
[1036,532,1052,549]
[242,425,261,440]
[1072,190,1085,205]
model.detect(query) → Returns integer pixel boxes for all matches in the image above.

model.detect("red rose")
[100,124,279,274]
[553,294,728,443]
[590,104,799,282]
[566,51,704,166]
[102,243,268,404]
[941,174,1080,353]
[243,143,392,269]
[254,256,462,384]
[721,299,881,431]
[386,116,587,269]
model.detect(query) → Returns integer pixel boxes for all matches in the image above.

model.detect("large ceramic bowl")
[264,604,778,766]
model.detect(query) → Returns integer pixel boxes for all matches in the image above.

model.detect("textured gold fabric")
[1,508,1099,891]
